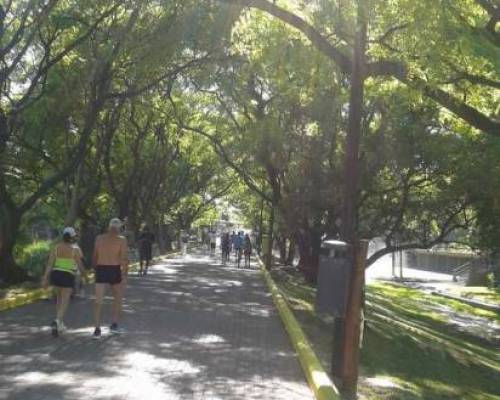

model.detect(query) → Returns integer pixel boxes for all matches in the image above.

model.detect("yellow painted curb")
[0,288,53,312]
[258,257,340,400]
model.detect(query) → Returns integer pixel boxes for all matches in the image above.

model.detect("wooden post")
[338,0,367,394]
[341,240,369,399]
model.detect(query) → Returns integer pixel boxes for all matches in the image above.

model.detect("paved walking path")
[0,249,312,400]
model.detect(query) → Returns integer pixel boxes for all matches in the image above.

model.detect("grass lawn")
[445,286,500,306]
[271,267,500,400]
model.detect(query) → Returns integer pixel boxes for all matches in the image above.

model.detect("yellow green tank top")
[53,244,77,274]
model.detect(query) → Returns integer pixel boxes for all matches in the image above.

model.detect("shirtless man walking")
[92,218,128,338]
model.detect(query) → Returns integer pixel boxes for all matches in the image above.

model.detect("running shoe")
[93,326,101,339]
[110,323,122,334]
[51,320,58,338]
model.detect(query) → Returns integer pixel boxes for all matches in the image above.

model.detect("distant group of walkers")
[42,219,155,339]
[220,231,253,268]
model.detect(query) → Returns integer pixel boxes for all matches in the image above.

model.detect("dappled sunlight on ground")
[270,265,500,400]
[364,375,405,389]
[0,248,312,400]
[368,282,500,345]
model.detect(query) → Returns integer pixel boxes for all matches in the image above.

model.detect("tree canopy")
[0,0,498,289]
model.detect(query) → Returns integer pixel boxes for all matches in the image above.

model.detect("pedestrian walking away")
[221,232,230,265]
[181,230,189,257]
[244,233,253,268]
[92,218,128,338]
[230,230,236,260]
[137,225,154,275]
[234,231,244,268]
[42,227,86,337]
[230,231,236,258]
[209,231,216,254]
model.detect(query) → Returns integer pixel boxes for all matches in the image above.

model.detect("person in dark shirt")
[244,234,253,268]
[230,231,237,258]
[234,231,244,268]
[221,232,231,265]
[138,225,154,275]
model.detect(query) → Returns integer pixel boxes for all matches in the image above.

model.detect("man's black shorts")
[95,265,122,285]
[139,248,152,261]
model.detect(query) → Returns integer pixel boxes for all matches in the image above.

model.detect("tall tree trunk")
[0,108,10,155]
[309,230,322,284]
[258,198,264,254]
[278,236,287,264]
[64,163,84,226]
[298,228,322,284]
[286,236,295,266]
[339,0,368,397]
[0,109,25,283]
[294,228,313,282]
[118,193,130,220]
[297,237,305,270]
[265,204,275,270]
[164,231,173,252]
[79,218,100,267]
[296,229,309,276]
[0,204,26,283]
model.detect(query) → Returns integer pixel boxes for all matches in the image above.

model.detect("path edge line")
[257,256,340,400]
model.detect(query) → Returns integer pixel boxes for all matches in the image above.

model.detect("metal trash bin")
[315,240,351,318]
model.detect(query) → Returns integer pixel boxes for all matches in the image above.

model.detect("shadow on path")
[0,248,311,400]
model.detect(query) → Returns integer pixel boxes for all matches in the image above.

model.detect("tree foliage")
[0,0,499,286]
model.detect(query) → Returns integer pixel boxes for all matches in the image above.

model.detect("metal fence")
[403,249,486,275]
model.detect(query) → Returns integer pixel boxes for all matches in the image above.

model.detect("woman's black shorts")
[51,270,75,288]
[95,265,122,285]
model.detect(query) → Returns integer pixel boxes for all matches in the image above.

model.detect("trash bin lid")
[322,239,350,249]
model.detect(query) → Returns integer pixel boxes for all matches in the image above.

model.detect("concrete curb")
[257,257,340,400]
[0,251,179,313]
[431,291,500,313]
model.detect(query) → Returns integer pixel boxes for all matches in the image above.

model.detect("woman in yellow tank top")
[42,227,85,337]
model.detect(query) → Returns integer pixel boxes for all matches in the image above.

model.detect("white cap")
[62,227,77,238]
[109,218,123,229]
